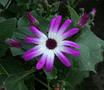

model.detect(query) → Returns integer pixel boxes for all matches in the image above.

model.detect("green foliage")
[0,44,8,57]
[0,56,35,90]
[3,68,34,90]
[45,68,57,80]
[0,18,17,40]
[59,4,104,89]
[0,0,9,6]
[0,56,24,75]
[65,69,88,90]
[10,47,24,56]
[4,79,28,90]
[68,6,79,25]
[68,6,104,72]
[15,0,29,5]
[76,26,104,72]
[31,10,49,33]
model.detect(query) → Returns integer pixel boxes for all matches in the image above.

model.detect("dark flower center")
[46,39,57,49]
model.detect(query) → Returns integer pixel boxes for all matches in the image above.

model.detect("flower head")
[23,15,80,72]
[5,38,21,48]
[78,8,96,28]
[90,8,96,16]
[78,12,89,28]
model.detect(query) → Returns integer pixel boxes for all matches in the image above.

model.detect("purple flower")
[78,8,96,28]
[5,38,21,48]
[23,15,80,72]
[90,8,96,16]
[26,12,39,25]
[78,12,89,28]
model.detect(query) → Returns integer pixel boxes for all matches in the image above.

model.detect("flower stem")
[4,0,11,9]
[34,77,49,88]
[0,64,9,77]
[48,81,50,90]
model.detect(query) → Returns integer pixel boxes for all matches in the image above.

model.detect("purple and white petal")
[58,19,72,34]
[52,15,62,32]
[62,47,80,57]
[60,40,80,48]
[48,16,62,39]
[23,45,46,61]
[30,26,47,39]
[23,47,39,61]
[62,28,79,39]
[45,50,55,72]
[49,17,57,32]
[55,51,71,67]
[36,54,46,70]
[25,36,40,44]
[55,32,65,42]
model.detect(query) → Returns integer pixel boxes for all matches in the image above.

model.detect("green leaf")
[0,18,17,40]
[4,79,28,90]
[68,6,104,72]
[14,32,25,40]
[0,44,8,57]
[16,0,29,5]
[0,62,8,86]
[65,69,88,90]
[67,6,79,25]
[0,64,7,75]
[18,17,28,28]
[0,0,9,6]
[17,27,32,36]
[45,68,57,80]
[10,47,24,56]
[64,6,104,89]
[0,75,7,85]
[0,56,24,75]
[3,68,34,90]
[32,10,49,33]
[75,26,104,72]
[0,17,6,23]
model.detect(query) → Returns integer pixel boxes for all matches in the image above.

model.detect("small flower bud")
[26,12,39,25]
[90,8,96,16]
[78,13,89,28]
[5,38,21,48]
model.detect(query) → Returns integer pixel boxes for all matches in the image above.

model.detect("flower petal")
[60,40,80,48]
[48,16,62,38]
[63,47,80,57]
[25,36,40,44]
[55,51,71,67]
[62,28,79,39]
[49,17,57,32]
[36,54,46,70]
[30,26,47,39]
[53,15,62,32]
[23,45,46,61]
[58,19,72,34]
[45,50,55,72]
